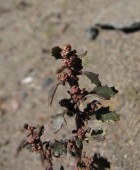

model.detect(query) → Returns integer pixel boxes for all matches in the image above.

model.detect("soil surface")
[0,0,140,170]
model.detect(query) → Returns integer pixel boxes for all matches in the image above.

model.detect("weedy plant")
[17,44,120,170]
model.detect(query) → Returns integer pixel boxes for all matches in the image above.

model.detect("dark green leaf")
[51,142,67,157]
[77,162,84,168]
[93,153,110,170]
[82,71,101,86]
[95,107,120,122]
[60,165,64,170]
[78,51,88,58]
[48,83,60,106]
[38,125,45,137]
[76,138,83,149]
[70,148,81,157]
[51,46,62,60]
[90,85,118,99]
[90,128,107,141]
[100,112,120,122]
[66,110,75,117]
[51,112,67,133]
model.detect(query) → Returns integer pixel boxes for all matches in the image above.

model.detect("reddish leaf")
[78,51,88,58]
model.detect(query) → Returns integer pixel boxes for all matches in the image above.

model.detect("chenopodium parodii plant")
[18,44,120,170]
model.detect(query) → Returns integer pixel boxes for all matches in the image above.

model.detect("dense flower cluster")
[24,124,52,161]
[56,44,88,106]
[61,44,83,71]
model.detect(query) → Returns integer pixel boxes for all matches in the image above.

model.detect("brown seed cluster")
[70,87,87,103]
[83,156,94,167]
[23,124,53,166]
[56,44,88,105]
[57,72,69,84]
[77,128,86,139]
[67,141,74,151]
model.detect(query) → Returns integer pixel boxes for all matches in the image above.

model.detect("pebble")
[20,76,33,84]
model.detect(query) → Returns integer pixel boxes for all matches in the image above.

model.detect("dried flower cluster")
[18,44,119,170]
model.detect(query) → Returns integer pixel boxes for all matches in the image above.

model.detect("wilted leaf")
[82,71,101,86]
[48,83,60,106]
[95,107,120,122]
[99,95,118,111]
[90,85,118,99]
[56,66,67,74]
[78,51,88,58]
[51,142,67,157]
[15,139,28,157]
[42,77,54,89]
[76,138,83,149]
[51,47,62,60]
[90,128,107,141]
[51,112,67,133]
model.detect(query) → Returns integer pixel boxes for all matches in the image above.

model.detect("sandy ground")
[0,0,140,170]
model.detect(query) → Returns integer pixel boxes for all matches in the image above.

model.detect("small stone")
[21,76,33,84]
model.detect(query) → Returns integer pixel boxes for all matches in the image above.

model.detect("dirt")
[0,0,140,170]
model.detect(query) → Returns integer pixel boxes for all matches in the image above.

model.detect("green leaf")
[76,138,83,149]
[90,85,118,99]
[48,83,60,106]
[70,148,81,157]
[90,128,107,141]
[51,46,62,60]
[82,71,101,86]
[100,112,120,122]
[51,112,67,133]
[26,144,32,152]
[95,107,120,122]
[51,142,67,157]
